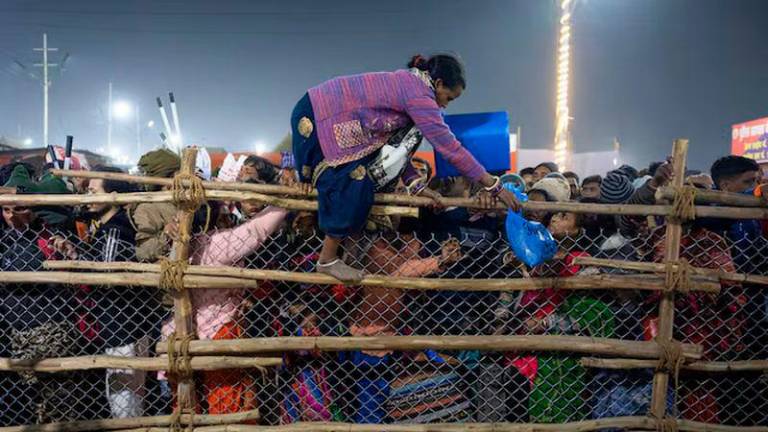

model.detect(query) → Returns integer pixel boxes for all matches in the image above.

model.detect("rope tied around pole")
[171,172,206,213]
[160,257,188,293]
[655,336,684,419]
[664,259,691,294]
[655,337,684,377]
[167,331,194,379]
[669,185,697,222]
[166,331,195,431]
[167,151,199,431]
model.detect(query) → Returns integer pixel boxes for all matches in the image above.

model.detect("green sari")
[529,296,615,423]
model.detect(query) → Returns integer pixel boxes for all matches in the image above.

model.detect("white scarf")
[409,67,435,91]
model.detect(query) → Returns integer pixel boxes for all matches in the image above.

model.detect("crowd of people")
[0,52,766,427]
[0,144,766,426]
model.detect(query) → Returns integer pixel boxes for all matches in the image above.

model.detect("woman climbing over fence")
[290,53,521,283]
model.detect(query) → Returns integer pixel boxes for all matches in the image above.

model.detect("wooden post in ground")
[650,139,689,418]
[170,148,198,414]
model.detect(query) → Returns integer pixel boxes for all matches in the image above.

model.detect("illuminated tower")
[553,0,573,170]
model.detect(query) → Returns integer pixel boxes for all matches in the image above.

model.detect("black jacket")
[78,209,161,349]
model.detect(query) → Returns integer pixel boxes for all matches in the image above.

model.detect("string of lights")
[553,0,572,171]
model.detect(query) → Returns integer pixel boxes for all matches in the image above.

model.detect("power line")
[0,47,40,82]
[0,7,410,17]
[0,19,440,36]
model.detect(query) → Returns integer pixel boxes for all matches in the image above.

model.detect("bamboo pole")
[16,418,768,432]
[650,139,688,419]
[657,185,766,208]
[581,357,768,373]
[0,189,415,217]
[52,168,427,212]
[204,191,417,217]
[112,418,768,432]
[0,271,260,289]
[155,335,702,359]
[0,410,260,432]
[0,355,282,372]
[168,148,198,414]
[526,201,768,219]
[572,256,768,286]
[0,189,763,219]
[43,260,722,293]
[110,417,658,432]
[124,419,768,432]
[47,168,768,218]
[51,168,468,208]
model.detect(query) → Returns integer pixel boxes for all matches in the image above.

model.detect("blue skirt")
[291,93,376,238]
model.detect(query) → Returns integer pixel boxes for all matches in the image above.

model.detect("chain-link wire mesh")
[0,208,767,426]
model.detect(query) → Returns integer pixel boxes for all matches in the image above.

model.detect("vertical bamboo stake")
[650,139,688,418]
[171,148,198,412]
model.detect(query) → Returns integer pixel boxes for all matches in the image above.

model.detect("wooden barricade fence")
[0,142,766,431]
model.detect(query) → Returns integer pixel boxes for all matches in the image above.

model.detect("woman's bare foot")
[317,259,365,284]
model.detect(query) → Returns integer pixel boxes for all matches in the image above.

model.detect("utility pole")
[107,81,113,150]
[135,104,141,156]
[33,33,58,148]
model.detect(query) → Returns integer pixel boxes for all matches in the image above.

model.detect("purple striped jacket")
[307,69,486,181]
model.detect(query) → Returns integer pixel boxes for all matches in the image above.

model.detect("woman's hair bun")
[407,54,428,70]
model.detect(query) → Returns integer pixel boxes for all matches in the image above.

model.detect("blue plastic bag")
[503,183,557,267]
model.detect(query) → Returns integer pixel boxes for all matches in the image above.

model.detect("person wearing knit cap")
[530,176,571,203]
[612,164,639,182]
[600,172,635,204]
[524,176,570,234]
[137,149,180,183]
[132,149,182,261]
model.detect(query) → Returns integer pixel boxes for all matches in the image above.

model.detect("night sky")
[0,0,766,171]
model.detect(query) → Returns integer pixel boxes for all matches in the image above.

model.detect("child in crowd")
[348,217,462,423]
[277,302,342,423]
[524,175,571,226]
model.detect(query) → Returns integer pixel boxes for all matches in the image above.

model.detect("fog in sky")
[0,0,766,170]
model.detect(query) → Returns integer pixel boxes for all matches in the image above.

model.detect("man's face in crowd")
[533,166,551,182]
[87,178,109,214]
[719,170,759,194]
[581,181,600,199]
